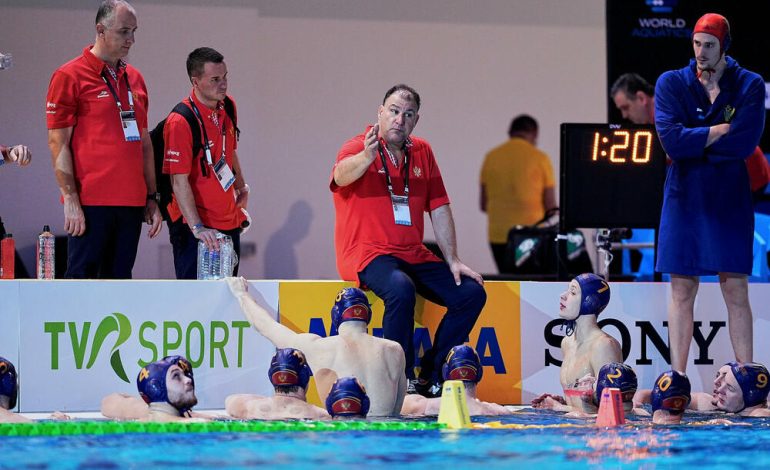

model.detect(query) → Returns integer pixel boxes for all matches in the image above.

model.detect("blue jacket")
[654,57,765,275]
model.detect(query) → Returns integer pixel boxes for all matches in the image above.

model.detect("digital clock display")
[560,123,666,230]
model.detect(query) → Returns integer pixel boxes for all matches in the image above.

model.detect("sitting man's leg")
[359,255,418,379]
[412,261,487,387]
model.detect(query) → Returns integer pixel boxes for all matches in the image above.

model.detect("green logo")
[44,315,249,382]
[89,312,132,382]
[44,312,132,382]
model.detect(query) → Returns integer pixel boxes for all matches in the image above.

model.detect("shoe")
[414,379,442,398]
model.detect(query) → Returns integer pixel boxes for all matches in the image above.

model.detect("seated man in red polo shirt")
[162,47,249,279]
[330,84,486,397]
[46,0,161,279]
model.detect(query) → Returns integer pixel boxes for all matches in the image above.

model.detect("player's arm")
[48,127,86,236]
[226,276,320,351]
[333,124,379,187]
[654,72,711,161]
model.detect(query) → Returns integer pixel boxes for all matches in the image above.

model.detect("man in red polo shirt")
[163,47,248,279]
[331,84,486,397]
[46,0,161,279]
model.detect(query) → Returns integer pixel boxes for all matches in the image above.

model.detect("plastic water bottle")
[37,225,56,280]
[197,233,238,280]
[1,234,15,279]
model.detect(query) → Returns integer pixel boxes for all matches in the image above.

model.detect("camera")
[0,53,13,70]
[597,228,632,242]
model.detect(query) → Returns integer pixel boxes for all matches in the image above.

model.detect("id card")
[213,157,235,191]
[120,110,141,142]
[391,194,412,226]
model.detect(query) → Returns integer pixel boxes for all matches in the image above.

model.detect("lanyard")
[100,69,133,112]
[377,141,409,197]
[188,96,227,172]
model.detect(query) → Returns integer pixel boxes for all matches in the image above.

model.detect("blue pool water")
[2,411,770,469]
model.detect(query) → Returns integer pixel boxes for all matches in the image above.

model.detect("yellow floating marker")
[438,380,471,429]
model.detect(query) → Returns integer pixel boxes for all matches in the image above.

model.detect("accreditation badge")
[119,110,141,142]
[213,157,235,191]
[391,194,412,226]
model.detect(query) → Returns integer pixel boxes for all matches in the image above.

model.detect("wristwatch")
[147,192,161,203]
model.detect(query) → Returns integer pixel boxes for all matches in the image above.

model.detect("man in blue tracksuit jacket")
[655,13,765,374]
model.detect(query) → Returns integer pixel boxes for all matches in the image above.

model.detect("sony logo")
[543,318,725,367]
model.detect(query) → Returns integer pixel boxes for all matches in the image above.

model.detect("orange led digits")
[609,131,629,163]
[592,132,600,161]
[632,131,652,163]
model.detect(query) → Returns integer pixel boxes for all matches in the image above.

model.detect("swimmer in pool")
[226,348,329,420]
[228,277,407,417]
[102,355,205,422]
[650,370,691,424]
[710,362,770,416]
[635,362,770,419]
[0,357,29,423]
[531,274,621,413]
[325,376,370,419]
[402,345,513,416]
[0,357,70,423]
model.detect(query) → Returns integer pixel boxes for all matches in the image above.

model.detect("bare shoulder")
[401,394,428,416]
[593,333,621,356]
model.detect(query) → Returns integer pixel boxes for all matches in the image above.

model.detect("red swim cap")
[693,13,731,53]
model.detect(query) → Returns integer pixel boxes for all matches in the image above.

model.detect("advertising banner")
[17,280,277,412]
[278,280,522,405]
[521,281,770,404]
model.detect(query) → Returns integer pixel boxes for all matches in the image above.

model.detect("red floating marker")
[595,387,625,427]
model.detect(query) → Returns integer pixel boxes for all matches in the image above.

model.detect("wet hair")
[383,84,421,110]
[95,0,134,28]
[186,47,225,80]
[610,73,654,100]
[274,385,302,394]
[508,114,538,138]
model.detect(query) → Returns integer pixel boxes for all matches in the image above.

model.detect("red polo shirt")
[163,91,244,230]
[330,127,450,282]
[46,46,149,207]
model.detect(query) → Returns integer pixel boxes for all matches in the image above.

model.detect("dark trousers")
[358,255,486,381]
[490,242,507,273]
[65,206,143,279]
[168,218,241,279]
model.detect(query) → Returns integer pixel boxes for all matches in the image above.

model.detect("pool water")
[2,411,770,469]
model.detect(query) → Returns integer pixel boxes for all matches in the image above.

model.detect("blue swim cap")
[325,377,370,418]
[0,357,18,409]
[651,370,691,415]
[594,362,637,406]
[728,362,770,409]
[575,273,611,316]
[441,345,483,383]
[268,348,311,390]
[330,287,372,336]
[137,355,195,414]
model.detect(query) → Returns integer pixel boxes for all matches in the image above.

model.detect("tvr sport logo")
[45,312,132,382]
[45,314,249,383]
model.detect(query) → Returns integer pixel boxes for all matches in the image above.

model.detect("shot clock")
[559,123,666,230]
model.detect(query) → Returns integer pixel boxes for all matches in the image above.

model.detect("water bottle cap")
[3,233,12,239]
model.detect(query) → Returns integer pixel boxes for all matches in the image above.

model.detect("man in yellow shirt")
[480,115,557,272]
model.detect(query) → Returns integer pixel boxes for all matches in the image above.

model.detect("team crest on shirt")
[413,166,422,178]
[723,105,735,122]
